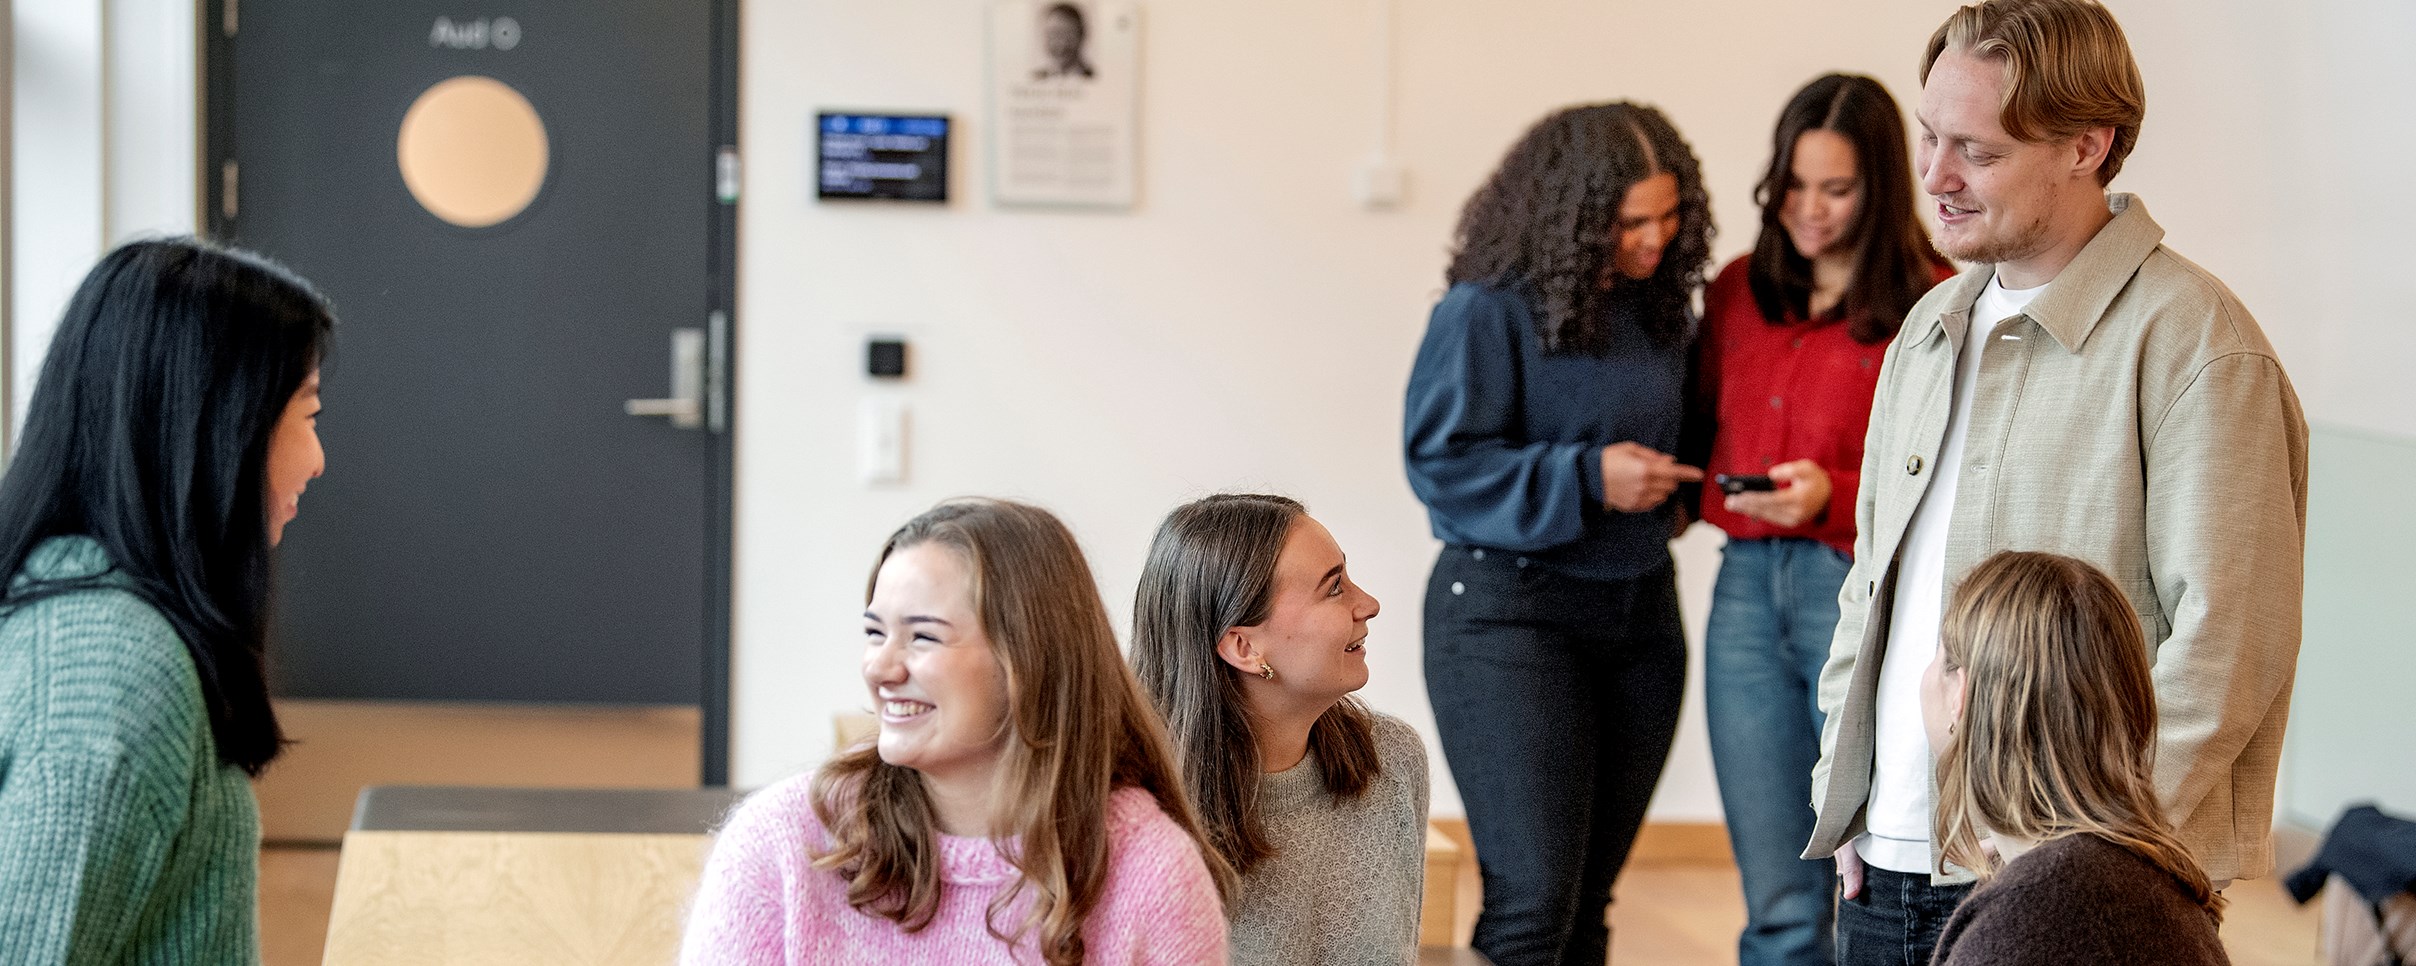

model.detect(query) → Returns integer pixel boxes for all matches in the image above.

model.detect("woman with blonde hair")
[1920,550,2227,965]
[682,499,1232,965]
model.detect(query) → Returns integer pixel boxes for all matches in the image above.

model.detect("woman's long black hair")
[0,238,332,776]
[1446,101,1712,353]
[1747,74,1945,343]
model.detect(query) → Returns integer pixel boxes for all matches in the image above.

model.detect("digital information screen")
[817,113,950,202]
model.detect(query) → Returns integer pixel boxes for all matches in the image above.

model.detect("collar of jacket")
[1906,192,2168,354]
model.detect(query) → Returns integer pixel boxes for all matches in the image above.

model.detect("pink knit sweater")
[680,774,1227,965]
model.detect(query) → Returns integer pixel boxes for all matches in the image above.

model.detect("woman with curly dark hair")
[1403,101,1711,966]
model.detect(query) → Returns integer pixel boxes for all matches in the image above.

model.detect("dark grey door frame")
[197,0,741,785]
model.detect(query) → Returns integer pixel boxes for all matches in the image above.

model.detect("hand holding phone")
[1716,473,1776,495]
[1721,461,1833,528]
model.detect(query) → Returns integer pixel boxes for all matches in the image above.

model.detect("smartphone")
[1716,473,1776,494]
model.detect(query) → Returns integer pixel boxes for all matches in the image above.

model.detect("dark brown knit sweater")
[1933,832,2230,965]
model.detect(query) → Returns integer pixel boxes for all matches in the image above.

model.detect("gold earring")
[1258,662,1275,680]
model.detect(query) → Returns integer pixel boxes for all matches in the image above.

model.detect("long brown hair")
[1129,494,1381,875]
[1933,551,2222,918]
[808,498,1235,964]
[1746,73,1945,344]
[1446,102,1712,353]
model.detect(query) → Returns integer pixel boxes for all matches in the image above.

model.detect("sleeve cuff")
[1579,445,1607,507]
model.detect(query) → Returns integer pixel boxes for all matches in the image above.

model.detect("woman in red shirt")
[1694,73,1949,966]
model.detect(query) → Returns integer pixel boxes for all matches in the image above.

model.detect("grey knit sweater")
[1228,711,1431,966]
[0,536,262,964]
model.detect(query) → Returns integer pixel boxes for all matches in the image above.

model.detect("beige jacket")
[1804,195,2309,883]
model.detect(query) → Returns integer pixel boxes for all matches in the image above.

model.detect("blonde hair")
[1921,0,2146,185]
[809,499,1235,965]
[1933,551,2223,919]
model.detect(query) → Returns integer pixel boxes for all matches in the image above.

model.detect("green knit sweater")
[0,536,261,964]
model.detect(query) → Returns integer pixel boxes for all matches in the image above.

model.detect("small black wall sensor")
[867,338,908,378]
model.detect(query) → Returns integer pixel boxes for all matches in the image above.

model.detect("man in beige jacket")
[1804,3,2310,964]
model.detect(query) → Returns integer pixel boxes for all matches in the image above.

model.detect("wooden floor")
[263,826,2325,965]
[1431,821,2325,965]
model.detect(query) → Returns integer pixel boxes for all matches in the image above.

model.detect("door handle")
[626,328,705,429]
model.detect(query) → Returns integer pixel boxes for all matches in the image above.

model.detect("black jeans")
[1424,547,1687,966]
[1835,865,1973,966]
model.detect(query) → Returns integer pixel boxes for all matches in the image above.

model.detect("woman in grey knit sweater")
[1132,494,1431,966]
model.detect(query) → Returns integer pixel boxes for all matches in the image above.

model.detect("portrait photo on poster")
[988,0,1139,209]
[1033,2,1096,81]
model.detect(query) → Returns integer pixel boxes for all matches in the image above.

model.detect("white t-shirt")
[1856,272,2046,874]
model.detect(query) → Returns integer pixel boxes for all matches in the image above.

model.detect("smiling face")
[1916,47,2106,275]
[264,369,324,547]
[1608,172,1682,283]
[1780,129,1865,262]
[1229,517,1379,705]
[862,543,1012,790]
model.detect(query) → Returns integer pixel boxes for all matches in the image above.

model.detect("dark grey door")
[205,1,738,778]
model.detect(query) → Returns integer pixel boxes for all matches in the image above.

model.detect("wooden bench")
[321,786,738,965]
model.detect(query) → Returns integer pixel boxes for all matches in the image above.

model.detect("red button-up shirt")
[1695,255,1948,554]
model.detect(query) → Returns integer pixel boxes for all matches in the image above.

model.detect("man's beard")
[1940,204,2053,267]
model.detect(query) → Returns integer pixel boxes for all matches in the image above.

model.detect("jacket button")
[1906,455,1925,476]
[1471,548,1485,560]
[1451,582,1465,596]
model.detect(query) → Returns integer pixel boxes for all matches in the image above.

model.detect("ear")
[2069,126,2116,181]
[1946,666,1970,729]
[1214,627,1262,677]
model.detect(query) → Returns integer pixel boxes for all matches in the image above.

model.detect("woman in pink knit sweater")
[681,499,1234,965]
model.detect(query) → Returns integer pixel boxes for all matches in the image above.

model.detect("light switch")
[859,397,906,484]
[1355,158,1407,210]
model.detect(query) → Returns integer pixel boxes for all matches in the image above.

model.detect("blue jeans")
[1835,866,1972,966]
[1705,537,1853,966]
[1425,547,1687,966]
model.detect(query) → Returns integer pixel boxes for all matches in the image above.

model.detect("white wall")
[15,0,2407,827]
[731,0,2416,824]
[8,0,195,428]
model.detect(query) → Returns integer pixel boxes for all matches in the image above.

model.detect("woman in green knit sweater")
[0,238,332,964]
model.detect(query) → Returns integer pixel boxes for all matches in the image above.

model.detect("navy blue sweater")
[1403,282,1691,582]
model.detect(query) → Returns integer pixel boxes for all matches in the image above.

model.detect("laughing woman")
[1131,494,1429,966]
[682,499,1232,966]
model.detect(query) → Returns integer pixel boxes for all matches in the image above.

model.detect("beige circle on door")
[397,76,549,228]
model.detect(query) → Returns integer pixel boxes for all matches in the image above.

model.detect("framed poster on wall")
[988,1,1140,209]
